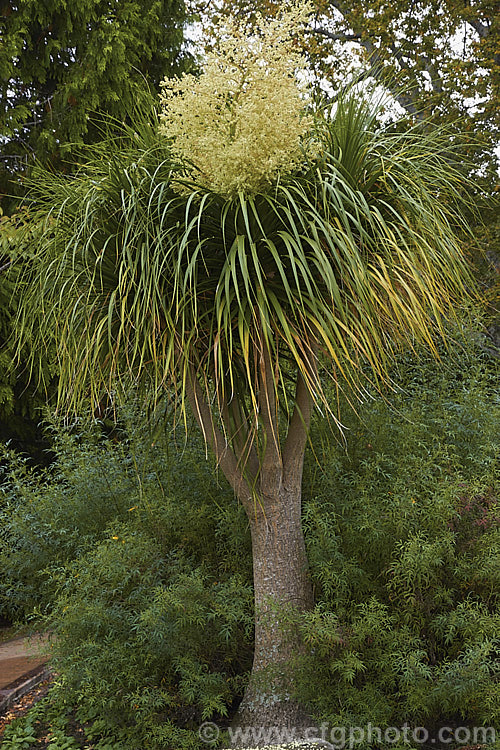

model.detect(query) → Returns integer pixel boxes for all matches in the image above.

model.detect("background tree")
[0,0,190,206]
[192,0,499,178]
[15,3,477,742]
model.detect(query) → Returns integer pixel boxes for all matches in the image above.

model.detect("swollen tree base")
[231,692,314,748]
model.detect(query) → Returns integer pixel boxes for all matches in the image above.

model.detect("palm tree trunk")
[232,482,314,745]
[185,352,316,745]
[231,348,316,745]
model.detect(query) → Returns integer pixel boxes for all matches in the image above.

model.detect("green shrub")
[295,346,499,740]
[0,410,254,747]
[0,413,252,621]
[0,430,138,620]
[48,521,252,748]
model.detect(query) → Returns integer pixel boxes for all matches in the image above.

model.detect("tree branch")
[282,352,317,493]
[258,335,282,496]
[185,362,253,508]
[222,396,260,485]
[468,18,489,39]
[306,26,361,42]
[309,17,426,119]
[419,54,444,94]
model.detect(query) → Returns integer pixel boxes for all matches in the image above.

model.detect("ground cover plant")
[0,341,498,749]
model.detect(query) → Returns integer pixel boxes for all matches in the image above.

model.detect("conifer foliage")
[0,0,188,186]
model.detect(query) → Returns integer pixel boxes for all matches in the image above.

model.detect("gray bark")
[232,486,314,745]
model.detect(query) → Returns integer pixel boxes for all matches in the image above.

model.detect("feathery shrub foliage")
[295,344,499,738]
[0,412,253,622]
[0,411,255,747]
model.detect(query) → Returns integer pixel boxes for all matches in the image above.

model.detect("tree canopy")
[13,4,480,735]
[0,0,191,457]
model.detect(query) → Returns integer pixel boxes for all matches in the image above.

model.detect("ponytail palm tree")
[16,4,475,742]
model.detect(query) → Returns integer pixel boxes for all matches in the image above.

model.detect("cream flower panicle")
[159,1,316,198]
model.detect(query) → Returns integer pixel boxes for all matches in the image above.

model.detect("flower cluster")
[159,1,315,198]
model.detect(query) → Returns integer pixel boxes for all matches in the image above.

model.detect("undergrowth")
[0,343,498,749]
